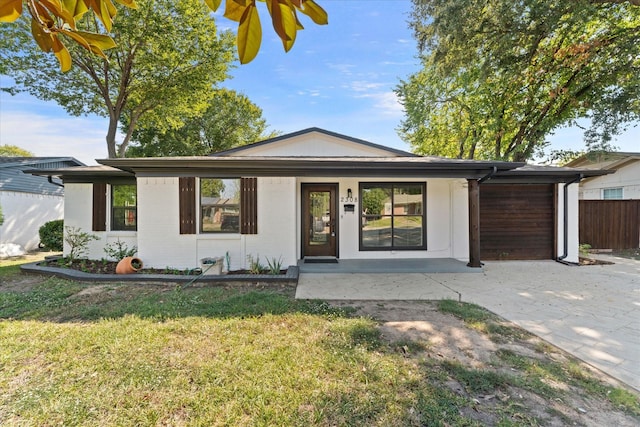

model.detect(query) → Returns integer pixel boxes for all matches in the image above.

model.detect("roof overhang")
[488,166,614,184]
[26,165,135,183]
[97,156,525,179]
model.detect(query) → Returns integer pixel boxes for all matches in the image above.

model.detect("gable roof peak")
[210,127,417,157]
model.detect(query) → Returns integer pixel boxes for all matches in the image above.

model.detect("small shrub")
[266,256,283,275]
[247,254,263,274]
[65,227,99,261]
[39,219,64,251]
[579,243,592,257]
[104,239,137,261]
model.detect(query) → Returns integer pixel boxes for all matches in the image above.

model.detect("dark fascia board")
[99,156,524,179]
[25,165,135,183]
[210,127,418,157]
[489,166,614,183]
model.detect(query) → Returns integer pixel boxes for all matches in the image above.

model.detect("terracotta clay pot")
[116,256,143,274]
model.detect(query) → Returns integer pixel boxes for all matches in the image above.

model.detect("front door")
[302,184,338,257]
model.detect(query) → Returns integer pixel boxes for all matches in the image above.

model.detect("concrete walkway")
[296,255,640,392]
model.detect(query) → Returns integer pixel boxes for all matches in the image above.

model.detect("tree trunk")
[106,115,119,158]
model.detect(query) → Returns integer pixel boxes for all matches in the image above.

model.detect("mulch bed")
[43,259,285,276]
[579,257,614,266]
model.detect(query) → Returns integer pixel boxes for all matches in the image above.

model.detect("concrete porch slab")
[297,258,481,274]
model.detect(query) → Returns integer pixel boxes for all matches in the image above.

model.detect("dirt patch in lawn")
[329,299,640,427]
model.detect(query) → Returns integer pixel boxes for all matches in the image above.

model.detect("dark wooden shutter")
[241,177,257,235]
[179,177,196,234]
[92,182,107,231]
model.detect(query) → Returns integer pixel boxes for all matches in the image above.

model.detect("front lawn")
[1,261,638,426]
[0,279,435,426]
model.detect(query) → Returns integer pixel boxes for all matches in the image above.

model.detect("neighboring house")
[29,128,608,269]
[0,157,85,251]
[566,152,640,249]
[566,152,640,200]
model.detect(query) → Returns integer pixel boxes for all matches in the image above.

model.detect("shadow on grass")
[0,276,348,323]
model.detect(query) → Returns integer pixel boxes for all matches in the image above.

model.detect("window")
[200,178,240,233]
[603,187,623,200]
[111,184,137,231]
[360,183,426,250]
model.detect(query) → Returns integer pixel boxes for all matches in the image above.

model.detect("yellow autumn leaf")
[62,0,89,19]
[203,0,222,12]
[224,0,248,22]
[237,3,261,64]
[31,18,53,52]
[40,0,76,27]
[61,29,116,57]
[266,0,289,42]
[298,0,327,25]
[0,0,22,22]
[51,35,72,72]
[273,0,297,51]
[76,30,117,50]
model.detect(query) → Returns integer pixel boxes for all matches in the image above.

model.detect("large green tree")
[0,144,33,156]
[396,0,640,161]
[1,0,236,158]
[126,89,278,157]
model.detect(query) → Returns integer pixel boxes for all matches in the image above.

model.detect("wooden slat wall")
[579,200,640,249]
[480,184,555,260]
[241,177,258,235]
[92,183,107,232]
[179,177,196,234]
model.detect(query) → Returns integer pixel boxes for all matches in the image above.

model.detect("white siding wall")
[63,183,105,258]
[138,177,198,269]
[0,191,64,251]
[580,162,640,200]
[243,177,297,267]
[136,177,298,270]
[63,177,472,268]
[557,183,580,263]
[233,133,399,157]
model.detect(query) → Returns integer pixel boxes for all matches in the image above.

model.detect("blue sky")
[0,0,637,165]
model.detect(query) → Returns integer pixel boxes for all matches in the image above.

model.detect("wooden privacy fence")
[579,200,640,249]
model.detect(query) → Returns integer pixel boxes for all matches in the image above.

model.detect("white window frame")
[602,187,623,200]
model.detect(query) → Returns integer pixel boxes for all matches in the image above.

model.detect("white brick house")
[30,129,609,269]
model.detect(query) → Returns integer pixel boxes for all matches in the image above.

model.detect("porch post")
[467,179,481,268]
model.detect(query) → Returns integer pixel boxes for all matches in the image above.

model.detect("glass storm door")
[302,184,337,257]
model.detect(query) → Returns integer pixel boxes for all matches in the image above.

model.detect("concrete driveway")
[296,255,640,392]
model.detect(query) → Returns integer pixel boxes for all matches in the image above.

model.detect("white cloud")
[326,62,356,75]
[356,91,404,117]
[0,110,110,165]
[348,81,386,92]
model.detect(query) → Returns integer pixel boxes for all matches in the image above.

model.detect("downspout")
[478,166,497,184]
[48,176,64,188]
[557,174,583,265]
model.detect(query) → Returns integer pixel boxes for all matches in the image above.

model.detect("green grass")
[1,283,638,425]
[0,280,478,426]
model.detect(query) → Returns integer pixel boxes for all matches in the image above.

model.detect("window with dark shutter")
[179,177,196,234]
[92,182,107,231]
[241,177,257,235]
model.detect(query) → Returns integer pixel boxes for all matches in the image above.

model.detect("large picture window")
[201,178,240,233]
[111,184,137,231]
[360,183,426,250]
